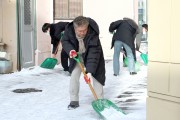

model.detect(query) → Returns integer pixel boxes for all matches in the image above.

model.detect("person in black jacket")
[61,16,106,109]
[109,17,139,76]
[141,24,148,42]
[42,22,69,72]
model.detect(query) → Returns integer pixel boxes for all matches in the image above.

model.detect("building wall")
[1,0,54,71]
[0,0,138,71]
[83,0,136,59]
[147,0,180,119]
[35,0,53,65]
[0,1,2,43]
[1,0,17,71]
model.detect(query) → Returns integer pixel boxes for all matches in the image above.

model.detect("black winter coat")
[61,18,106,86]
[50,22,69,54]
[109,19,139,51]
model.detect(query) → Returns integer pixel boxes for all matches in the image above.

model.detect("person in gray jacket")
[61,16,106,109]
[109,17,139,76]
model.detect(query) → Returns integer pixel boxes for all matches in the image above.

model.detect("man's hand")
[84,73,93,84]
[87,73,93,81]
[69,50,77,58]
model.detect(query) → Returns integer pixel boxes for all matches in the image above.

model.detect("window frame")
[53,0,83,20]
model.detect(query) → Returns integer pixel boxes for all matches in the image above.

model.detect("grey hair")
[73,16,89,28]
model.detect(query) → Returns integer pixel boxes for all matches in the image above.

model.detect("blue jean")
[113,40,135,75]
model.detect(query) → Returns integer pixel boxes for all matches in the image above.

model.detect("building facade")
[147,0,180,119]
[0,0,53,71]
[1,0,180,120]
[0,0,139,71]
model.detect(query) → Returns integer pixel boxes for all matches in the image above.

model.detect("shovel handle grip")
[84,76,91,84]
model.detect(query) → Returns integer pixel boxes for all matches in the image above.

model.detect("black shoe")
[64,68,69,71]
[113,74,117,76]
[130,72,137,75]
[68,101,79,110]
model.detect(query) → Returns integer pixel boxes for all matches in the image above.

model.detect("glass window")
[138,0,148,42]
[54,0,83,20]
[138,0,147,25]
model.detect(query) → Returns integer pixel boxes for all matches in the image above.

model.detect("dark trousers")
[61,48,69,71]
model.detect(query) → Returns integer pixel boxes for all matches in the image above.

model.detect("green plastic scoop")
[140,52,148,65]
[40,58,58,69]
[73,53,126,119]
[123,56,141,72]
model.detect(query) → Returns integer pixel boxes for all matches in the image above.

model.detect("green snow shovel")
[40,58,58,69]
[123,54,128,67]
[40,42,60,69]
[123,54,141,72]
[73,53,126,120]
[137,50,148,65]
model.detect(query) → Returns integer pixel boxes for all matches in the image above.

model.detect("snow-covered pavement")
[0,52,147,120]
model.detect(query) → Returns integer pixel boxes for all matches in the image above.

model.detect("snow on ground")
[0,45,147,120]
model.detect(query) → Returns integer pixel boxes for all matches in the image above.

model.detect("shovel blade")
[135,61,141,72]
[140,53,148,65]
[92,99,125,119]
[124,57,128,66]
[40,58,58,69]
[124,58,141,72]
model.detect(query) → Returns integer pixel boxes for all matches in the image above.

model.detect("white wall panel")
[171,0,180,63]
[170,64,180,97]
[148,0,171,62]
[147,98,180,120]
[148,62,169,94]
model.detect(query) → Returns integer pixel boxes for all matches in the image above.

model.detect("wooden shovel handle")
[54,41,61,55]
[74,54,98,100]
[136,50,142,53]
[78,62,98,100]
